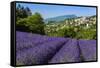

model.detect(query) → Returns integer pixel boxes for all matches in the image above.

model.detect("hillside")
[44,15,77,23]
[44,15,96,39]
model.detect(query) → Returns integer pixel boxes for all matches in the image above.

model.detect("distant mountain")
[44,15,77,23]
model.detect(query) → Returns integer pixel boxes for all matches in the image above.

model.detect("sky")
[16,3,96,19]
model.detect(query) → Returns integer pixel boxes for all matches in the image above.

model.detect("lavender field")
[16,31,97,65]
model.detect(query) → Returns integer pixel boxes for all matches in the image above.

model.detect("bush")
[64,27,76,38]
[76,29,96,40]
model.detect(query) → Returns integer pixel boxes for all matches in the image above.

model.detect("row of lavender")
[16,31,97,65]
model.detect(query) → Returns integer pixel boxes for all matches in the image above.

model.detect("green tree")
[64,27,76,38]
[16,4,32,21]
[26,12,44,34]
[16,12,45,34]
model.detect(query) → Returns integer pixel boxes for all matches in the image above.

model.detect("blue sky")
[16,3,96,19]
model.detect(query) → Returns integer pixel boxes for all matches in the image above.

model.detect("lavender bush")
[49,39,81,63]
[78,39,96,61]
[16,31,97,65]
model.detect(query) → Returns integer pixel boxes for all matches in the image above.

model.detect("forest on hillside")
[16,4,96,40]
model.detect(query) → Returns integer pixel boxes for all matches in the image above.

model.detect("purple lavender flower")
[16,31,97,65]
[16,31,49,51]
[16,38,69,65]
[49,39,81,63]
[78,39,97,61]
